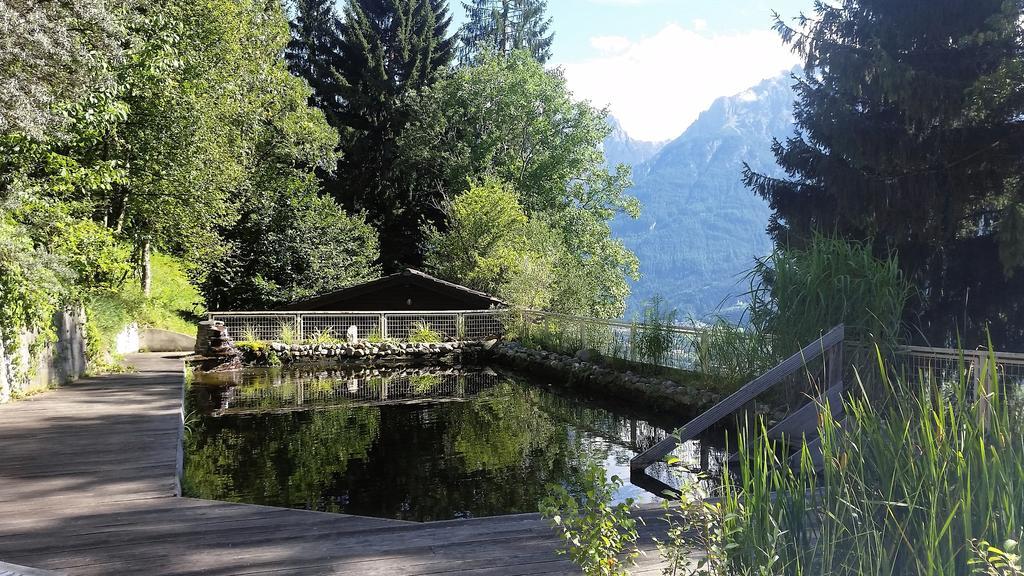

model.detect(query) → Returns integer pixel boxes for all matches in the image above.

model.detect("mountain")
[613,72,797,320]
[603,116,666,169]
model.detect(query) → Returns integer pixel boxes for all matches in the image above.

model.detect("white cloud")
[590,35,631,55]
[693,18,708,31]
[559,23,798,142]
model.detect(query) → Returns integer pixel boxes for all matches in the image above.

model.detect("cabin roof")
[279,268,505,311]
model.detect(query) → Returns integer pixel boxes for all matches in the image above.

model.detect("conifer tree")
[457,0,553,64]
[285,0,346,127]
[334,0,455,269]
[744,0,1024,346]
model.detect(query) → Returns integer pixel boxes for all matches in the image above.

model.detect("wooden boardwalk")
[0,354,672,575]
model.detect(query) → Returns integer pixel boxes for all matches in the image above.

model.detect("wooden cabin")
[280,268,505,312]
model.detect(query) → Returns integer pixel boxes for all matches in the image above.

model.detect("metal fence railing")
[207,310,507,343]
[511,309,708,370]
[209,309,1024,391]
[893,346,1024,392]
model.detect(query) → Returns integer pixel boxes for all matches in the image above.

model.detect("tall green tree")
[285,0,347,127]
[743,0,1024,346]
[457,0,553,64]
[0,0,121,140]
[331,0,455,270]
[403,51,639,317]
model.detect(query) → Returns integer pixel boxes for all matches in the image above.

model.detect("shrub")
[540,466,641,576]
[747,234,912,358]
[407,321,442,343]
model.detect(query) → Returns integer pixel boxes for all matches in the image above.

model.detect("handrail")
[897,345,1024,364]
[630,324,845,470]
[208,309,506,317]
[518,309,708,336]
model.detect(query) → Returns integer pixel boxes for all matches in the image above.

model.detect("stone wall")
[0,307,88,403]
[487,341,722,414]
[235,340,487,368]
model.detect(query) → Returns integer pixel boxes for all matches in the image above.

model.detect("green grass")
[86,252,204,367]
[408,321,442,343]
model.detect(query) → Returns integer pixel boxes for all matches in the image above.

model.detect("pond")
[184,365,726,522]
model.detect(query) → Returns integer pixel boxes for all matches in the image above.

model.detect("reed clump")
[684,349,1024,575]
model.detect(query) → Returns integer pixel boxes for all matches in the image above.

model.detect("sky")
[456,0,814,142]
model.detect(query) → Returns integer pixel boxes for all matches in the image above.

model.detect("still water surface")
[185,365,724,521]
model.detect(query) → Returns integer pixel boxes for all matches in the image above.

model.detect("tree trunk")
[140,238,152,297]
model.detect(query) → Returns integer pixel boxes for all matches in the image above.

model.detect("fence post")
[295,314,304,343]
[456,313,466,341]
[973,352,991,433]
[825,339,844,392]
[380,314,388,340]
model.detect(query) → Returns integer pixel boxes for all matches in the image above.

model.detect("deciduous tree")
[406,52,639,317]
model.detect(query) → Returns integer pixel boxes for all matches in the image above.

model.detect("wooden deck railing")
[630,324,846,471]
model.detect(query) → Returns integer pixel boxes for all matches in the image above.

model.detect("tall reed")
[747,234,912,359]
[690,316,772,389]
[701,348,1024,575]
[628,296,679,371]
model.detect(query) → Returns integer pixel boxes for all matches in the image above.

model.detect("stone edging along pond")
[235,340,484,366]
[219,338,723,413]
[488,342,723,412]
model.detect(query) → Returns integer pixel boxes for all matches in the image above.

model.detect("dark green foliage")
[744,0,1024,346]
[285,0,347,126]
[200,188,379,311]
[457,0,554,64]
[329,0,455,269]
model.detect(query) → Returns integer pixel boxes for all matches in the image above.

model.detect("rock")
[347,326,359,343]
[575,348,601,363]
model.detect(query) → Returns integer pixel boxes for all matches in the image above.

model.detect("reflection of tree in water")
[450,381,622,503]
[183,405,381,512]
[455,382,567,472]
[184,372,680,521]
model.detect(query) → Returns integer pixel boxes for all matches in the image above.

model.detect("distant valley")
[607,72,797,320]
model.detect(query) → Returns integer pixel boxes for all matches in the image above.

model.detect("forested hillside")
[613,73,796,319]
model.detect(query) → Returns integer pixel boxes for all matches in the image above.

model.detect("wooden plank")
[631,325,845,470]
[765,383,844,443]
[0,561,61,576]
